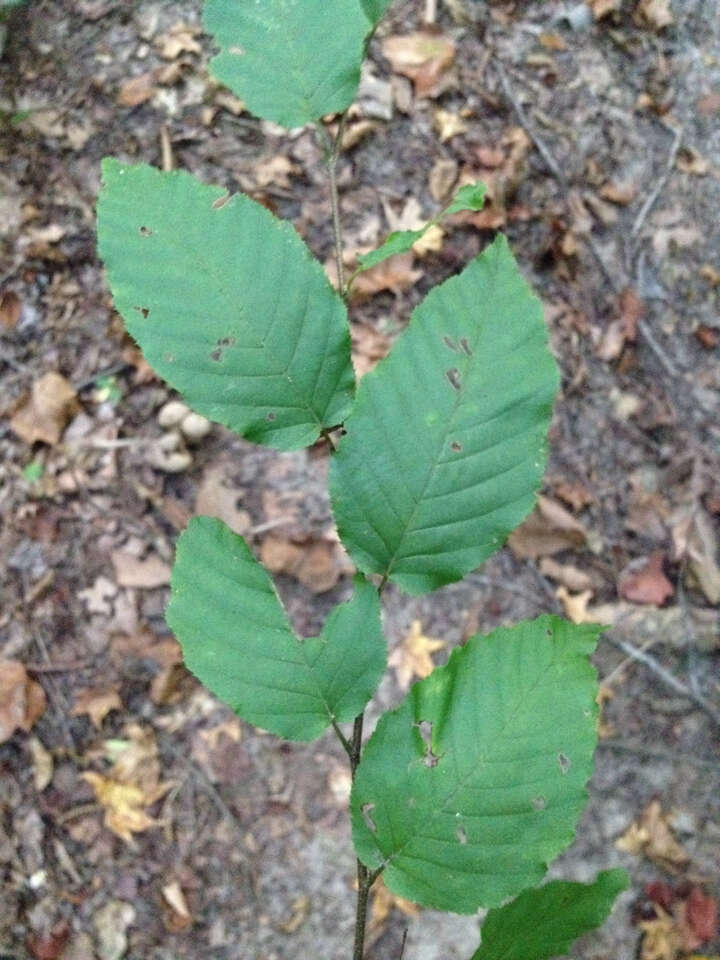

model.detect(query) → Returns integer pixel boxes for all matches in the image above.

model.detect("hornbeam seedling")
[97,2,628,956]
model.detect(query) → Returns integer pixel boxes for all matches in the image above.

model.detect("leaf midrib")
[380,251,501,584]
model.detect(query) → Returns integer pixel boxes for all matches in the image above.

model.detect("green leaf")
[167,517,386,742]
[353,182,486,276]
[360,0,395,27]
[351,616,601,913]
[97,159,354,451]
[331,233,559,594]
[445,181,487,215]
[204,0,371,129]
[470,869,629,960]
[355,229,426,271]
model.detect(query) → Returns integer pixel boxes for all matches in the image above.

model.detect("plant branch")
[317,116,349,300]
[332,719,353,759]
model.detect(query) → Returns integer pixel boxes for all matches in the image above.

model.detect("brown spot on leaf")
[445,368,461,391]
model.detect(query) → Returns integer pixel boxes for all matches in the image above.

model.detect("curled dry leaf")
[618,553,674,605]
[540,557,594,592]
[71,687,123,729]
[556,586,594,625]
[28,736,54,791]
[194,463,251,536]
[111,549,171,589]
[0,661,47,744]
[639,906,683,960]
[508,494,588,559]
[156,22,202,59]
[369,877,419,942]
[162,881,192,931]
[260,534,348,593]
[351,251,422,298]
[10,372,79,446]
[0,289,21,328]
[588,0,622,18]
[351,324,392,378]
[94,900,135,960]
[597,287,642,362]
[616,800,690,870]
[388,620,446,691]
[672,507,720,605]
[636,0,675,30]
[381,31,456,98]
[428,157,458,201]
[434,108,467,142]
[117,71,157,108]
[83,724,173,845]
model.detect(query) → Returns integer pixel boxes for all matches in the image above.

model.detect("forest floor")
[1,0,719,958]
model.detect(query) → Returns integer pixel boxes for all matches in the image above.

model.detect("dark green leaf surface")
[167,517,386,741]
[360,0,394,25]
[204,0,371,128]
[445,182,487,216]
[331,234,559,594]
[354,182,486,275]
[97,159,354,451]
[470,869,629,960]
[351,616,601,913]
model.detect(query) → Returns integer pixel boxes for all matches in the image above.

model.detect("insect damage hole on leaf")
[531,795,547,811]
[445,367,461,391]
[443,335,459,352]
[212,194,230,209]
[414,720,439,767]
[361,802,377,833]
[558,752,571,775]
[456,823,468,845]
[139,225,153,236]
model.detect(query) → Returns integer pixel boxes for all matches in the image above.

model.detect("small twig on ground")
[399,928,409,959]
[494,60,566,185]
[25,659,90,673]
[160,124,174,172]
[585,234,683,380]
[424,0,437,23]
[598,738,719,770]
[631,123,683,242]
[606,635,720,727]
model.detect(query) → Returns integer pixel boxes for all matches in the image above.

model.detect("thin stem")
[353,861,373,960]
[350,713,364,777]
[332,719,353,760]
[316,116,349,300]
